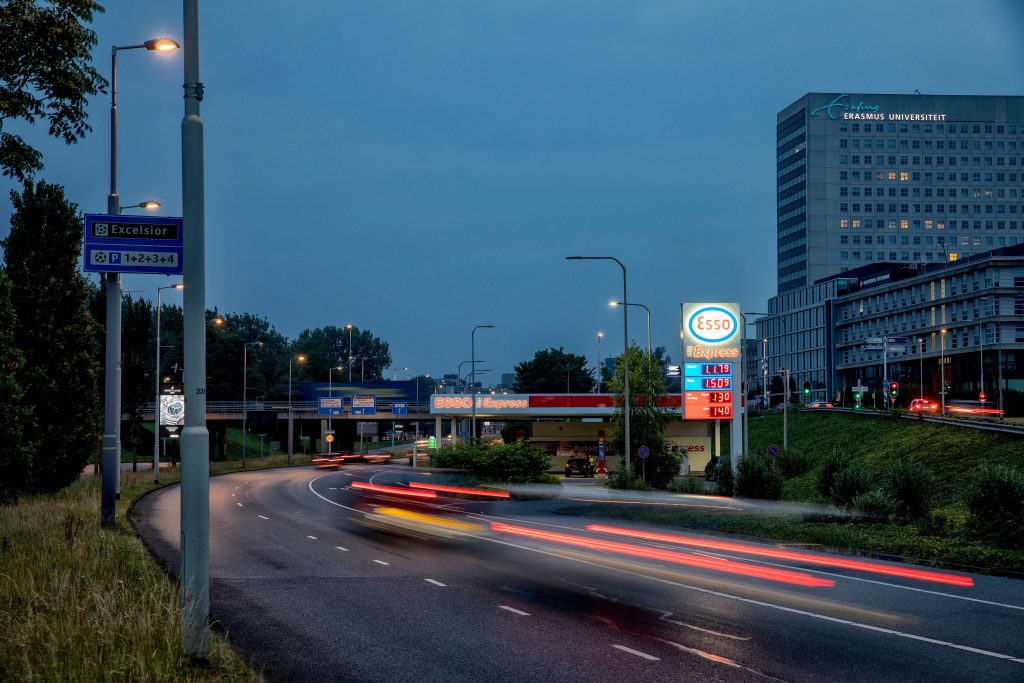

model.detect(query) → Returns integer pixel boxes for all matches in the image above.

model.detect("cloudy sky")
[3,0,1023,382]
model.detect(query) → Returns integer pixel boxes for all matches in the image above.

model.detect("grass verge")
[0,454,310,681]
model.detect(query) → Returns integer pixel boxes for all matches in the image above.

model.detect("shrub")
[735,453,783,500]
[668,475,706,494]
[430,441,489,471]
[829,463,869,509]
[777,449,812,478]
[884,458,935,520]
[486,441,551,483]
[633,449,681,490]
[607,468,650,491]
[853,488,897,519]
[817,447,849,499]
[714,456,734,496]
[965,463,1024,549]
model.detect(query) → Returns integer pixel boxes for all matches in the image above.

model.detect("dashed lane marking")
[373,560,390,566]
[613,644,660,661]
[307,535,318,540]
[425,579,446,587]
[335,546,349,552]
[257,515,269,520]
[498,605,530,616]
[237,503,244,507]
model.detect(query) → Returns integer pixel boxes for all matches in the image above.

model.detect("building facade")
[777,93,1024,294]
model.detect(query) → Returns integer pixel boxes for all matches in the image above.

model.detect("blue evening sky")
[2,1,1023,382]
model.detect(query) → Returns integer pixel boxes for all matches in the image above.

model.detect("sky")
[3,0,1024,384]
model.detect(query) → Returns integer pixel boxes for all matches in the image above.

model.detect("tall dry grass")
[0,454,309,681]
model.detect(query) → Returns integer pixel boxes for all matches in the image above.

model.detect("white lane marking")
[498,605,530,616]
[335,546,349,552]
[237,502,244,507]
[307,535,318,540]
[373,560,390,566]
[425,579,447,587]
[329,487,338,490]
[612,644,659,661]
[231,493,236,497]
[480,535,1024,666]
[257,515,269,520]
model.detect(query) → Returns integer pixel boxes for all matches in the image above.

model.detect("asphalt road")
[133,465,1024,682]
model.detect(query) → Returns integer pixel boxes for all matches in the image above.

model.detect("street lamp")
[610,301,651,361]
[101,35,180,525]
[346,324,354,382]
[288,354,307,463]
[152,282,183,483]
[567,256,630,471]
[940,328,948,415]
[914,336,924,399]
[596,331,604,393]
[979,296,1001,417]
[120,200,161,213]
[325,364,344,453]
[242,341,263,467]
[743,312,781,465]
[471,325,495,440]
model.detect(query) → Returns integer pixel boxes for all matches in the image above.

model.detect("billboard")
[680,303,741,421]
[159,384,184,437]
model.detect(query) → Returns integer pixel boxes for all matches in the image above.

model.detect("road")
[133,465,1024,682]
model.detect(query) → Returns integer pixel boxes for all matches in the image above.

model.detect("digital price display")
[682,363,734,420]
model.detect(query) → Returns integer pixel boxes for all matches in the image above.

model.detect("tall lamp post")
[567,256,631,471]
[742,312,780,466]
[471,326,494,440]
[940,328,948,415]
[152,283,183,483]
[596,331,604,393]
[915,336,924,399]
[325,364,343,453]
[611,301,651,361]
[101,36,180,524]
[346,324,354,382]
[287,354,307,462]
[979,296,1001,417]
[242,341,263,467]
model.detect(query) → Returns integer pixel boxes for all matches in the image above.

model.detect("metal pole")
[741,313,748,459]
[940,331,946,415]
[471,325,494,440]
[596,332,602,393]
[979,320,985,403]
[180,0,209,659]
[645,307,651,362]
[883,340,888,409]
[998,332,1004,419]
[783,368,788,451]
[348,325,353,382]
[620,264,631,473]
[242,345,248,467]
[919,337,924,399]
[328,367,333,453]
[152,287,162,483]
[288,358,294,463]
[101,48,123,523]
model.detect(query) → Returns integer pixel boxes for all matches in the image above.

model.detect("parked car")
[809,402,834,409]
[564,457,595,478]
[909,398,938,413]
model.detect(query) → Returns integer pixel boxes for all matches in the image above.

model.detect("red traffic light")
[979,392,987,401]
[888,381,899,397]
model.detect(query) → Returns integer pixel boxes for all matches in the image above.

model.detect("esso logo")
[688,306,738,344]
[433,396,472,410]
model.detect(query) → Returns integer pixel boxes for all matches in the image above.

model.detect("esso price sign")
[688,306,738,344]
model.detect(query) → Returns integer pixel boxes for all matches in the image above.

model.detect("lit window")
[900,172,909,181]
[949,252,958,261]
[900,219,909,229]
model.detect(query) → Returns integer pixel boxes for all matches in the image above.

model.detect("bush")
[632,449,680,490]
[884,458,935,520]
[430,441,489,471]
[829,463,869,509]
[965,463,1024,549]
[817,447,849,500]
[430,440,550,483]
[714,456,734,496]
[667,475,706,494]
[735,454,783,500]
[607,468,650,491]
[853,488,897,519]
[776,449,812,478]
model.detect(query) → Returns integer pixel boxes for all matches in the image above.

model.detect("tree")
[1,181,100,493]
[608,344,677,488]
[292,325,391,383]
[0,0,107,181]
[120,295,153,457]
[513,347,595,393]
[0,269,30,504]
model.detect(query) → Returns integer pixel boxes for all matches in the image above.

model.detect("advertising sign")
[351,394,377,416]
[318,397,343,416]
[681,303,741,421]
[159,384,185,437]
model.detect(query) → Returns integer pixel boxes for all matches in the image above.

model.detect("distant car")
[564,457,595,478]
[809,402,834,409]
[910,398,938,413]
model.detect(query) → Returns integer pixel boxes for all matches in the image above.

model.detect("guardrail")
[817,406,1024,435]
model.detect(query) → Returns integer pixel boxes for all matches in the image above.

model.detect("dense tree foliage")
[0,269,29,504]
[292,325,391,383]
[2,181,100,493]
[0,0,107,181]
[513,347,595,393]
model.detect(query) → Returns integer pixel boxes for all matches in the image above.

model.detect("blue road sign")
[393,402,408,415]
[598,442,605,460]
[637,445,650,459]
[318,397,343,416]
[767,444,780,458]
[351,394,377,416]
[84,214,184,275]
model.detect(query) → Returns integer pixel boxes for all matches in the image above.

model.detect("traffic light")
[853,390,862,409]
[889,381,899,398]
[803,381,811,398]
[979,392,987,402]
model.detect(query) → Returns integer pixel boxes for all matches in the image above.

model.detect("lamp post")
[780,367,790,451]
[979,296,1001,417]
[101,36,180,525]
[471,325,494,440]
[610,301,651,360]
[940,328,947,415]
[288,354,307,463]
[346,324,354,382]
[596,331,604,393]
[915,336,924,399]
[567,256,630,471]
[242,342,263,467]
[742,312,780,465]
[152,283,183,483]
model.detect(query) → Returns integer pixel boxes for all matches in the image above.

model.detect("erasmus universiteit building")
[756,93,1024,408]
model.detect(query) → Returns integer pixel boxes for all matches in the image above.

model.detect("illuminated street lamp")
[471,325,494,439]
[120,200,161,213]
[596,331,604,393]
[346,324,354,381]
[610,300,651,361]
[288,354,307,462]
[940,328,948,415]
[152,283,183,483]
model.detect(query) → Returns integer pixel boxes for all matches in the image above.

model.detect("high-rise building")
[777,93,1024,294]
